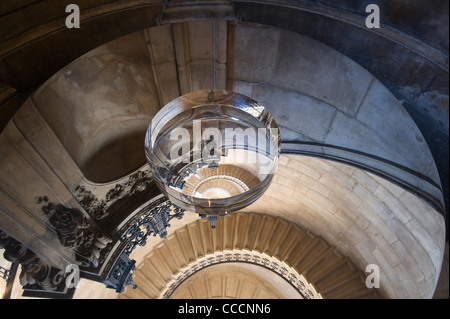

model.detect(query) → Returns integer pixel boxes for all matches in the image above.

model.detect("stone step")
[121,212,378,299]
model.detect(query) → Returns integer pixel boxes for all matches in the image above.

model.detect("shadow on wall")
[80,126,147,183]
[29,31,162,184]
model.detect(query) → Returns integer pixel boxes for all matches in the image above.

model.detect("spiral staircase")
[119,212,380,299]
[0,0,447,300]
[181,164,260,198]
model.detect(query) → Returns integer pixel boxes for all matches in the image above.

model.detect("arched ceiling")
[12,19,444,213]
[0,0,448,299]
[1,0,448,228]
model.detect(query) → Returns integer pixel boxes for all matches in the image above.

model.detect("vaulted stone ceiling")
[0,0,448,299]
[1,0,448,227]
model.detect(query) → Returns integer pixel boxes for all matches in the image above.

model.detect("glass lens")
[145,90,280,215]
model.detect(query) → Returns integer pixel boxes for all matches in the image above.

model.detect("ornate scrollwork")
[36,197,112,268]
[72,186,107,220]
[0,230,65,292]
[104,252,137,293]
[121,201,184,256]
[200,213,225,229]
[73,169,153,220]
[101,200,184,294]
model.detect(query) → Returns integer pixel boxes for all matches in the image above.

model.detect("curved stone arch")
[12,19,443,210]
[0,2,447,299]
[242,154,445,298]
[0,0,447,215]
[226,21,444,214]
[121,212,381,299]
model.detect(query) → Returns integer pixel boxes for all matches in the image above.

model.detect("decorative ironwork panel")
[121,201,184,256]
[104,252,137,293]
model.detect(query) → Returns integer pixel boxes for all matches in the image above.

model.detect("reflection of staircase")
[120,212,380,299]
[182,164,260,197]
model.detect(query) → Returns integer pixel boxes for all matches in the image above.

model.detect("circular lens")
[145,90,280,215]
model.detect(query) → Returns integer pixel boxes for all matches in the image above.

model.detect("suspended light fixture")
[144,90,280,221]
